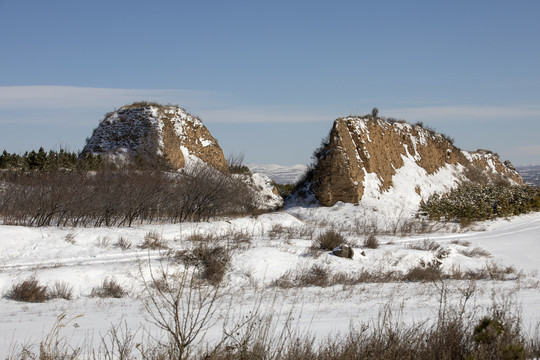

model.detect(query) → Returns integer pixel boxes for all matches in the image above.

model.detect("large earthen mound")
[308,116,523,206]
[82,103,228,173]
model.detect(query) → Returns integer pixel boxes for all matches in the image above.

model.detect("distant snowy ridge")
[247,163,308,184]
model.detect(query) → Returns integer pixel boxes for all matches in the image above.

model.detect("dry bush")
[315,229,347,251]
[91,277,127,298]
[408,239,441,252]
[0,162,257,227]
[451,239,471,247]
[271,265,331,288]
[465,262,519,281]
[140,260,223,359]
[458,247,491,258]
[464,165,490,185]
[96,235,112,248]
[363,234,380,249]
[6,275,49,302]
[115,236,132,250]
[187,233,215,243]
[405,265,442,282]
[63,232,76,245]
[48,281,73,300]
[177,243,231,286]
[296,264,330,287]
[268,224,287,240]
[140,230,167,250]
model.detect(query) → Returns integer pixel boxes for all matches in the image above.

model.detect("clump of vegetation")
[91,277,127,298]
[0,148,103,171]
[363,234,380,249]
[0,162,255,227]
[177,243,231,286]
[227,152,251,175]
[6,276,49,302]
[48,281,74,300]
[314,229,347,251]
[274,183,296,199]
[140,231,167,250]
[419,184,540,223]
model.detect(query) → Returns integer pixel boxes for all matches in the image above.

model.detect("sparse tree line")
[419,184,540,223]
[0,162,256,227]
[0,148,104,171]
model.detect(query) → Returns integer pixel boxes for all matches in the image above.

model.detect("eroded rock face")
[309,116,523,206]
[82,103,228,173]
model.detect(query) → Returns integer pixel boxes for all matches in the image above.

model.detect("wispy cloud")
[2,86,540,125]
[383,105,540,122]
[0,85,335,124]
[0,86,224,110]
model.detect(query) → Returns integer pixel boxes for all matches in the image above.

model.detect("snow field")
[0,207,539,356]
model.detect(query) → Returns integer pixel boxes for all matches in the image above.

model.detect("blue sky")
[1,0,539,166]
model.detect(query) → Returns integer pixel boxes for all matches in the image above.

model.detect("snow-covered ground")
[1,204,539,357]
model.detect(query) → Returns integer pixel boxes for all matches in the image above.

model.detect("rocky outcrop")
[308,116,523,206]
[82,103,228,173]
[332,244,354,259]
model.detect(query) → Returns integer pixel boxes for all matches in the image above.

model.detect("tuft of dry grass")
[63,232,76,245]
[458,247,491,258]
[363,234,380,249]
[140,230,168,250]
[408,239,441,252]
[315,229,347,251]
[115,236,132,250]
[48,281,74,300]
[177,243,231,286]
[6,276,49,302]
[91,277,127,298]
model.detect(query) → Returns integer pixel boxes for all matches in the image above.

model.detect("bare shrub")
[100,321,138,360]
[91,277,127,298]
[63,232,76,245]
[408,239,441,252]
[96,235,112,248]
[178,243,231,286]
[6,275,49,302]
[227,152,250,174]
[464,164,490,185]
[363,234,380,249]
[141,260,222,359]
[451,239,471,247]
[304,243,324,258]
[140,230,167,250]
[272,265,333,288]
[222,229,252,250]
[297,264,330,287]
[115,236,132,250]
[187,233,214,243]
[466,262,519,281]
[268,224,286,240]
[459,247,491,258]
[0,161,257,227]
[48,281,73,300]
[405,259,442,282]
[315,229,347,251]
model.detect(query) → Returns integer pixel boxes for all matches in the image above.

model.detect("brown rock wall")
[309,116,523,206]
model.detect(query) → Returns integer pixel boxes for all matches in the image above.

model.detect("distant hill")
[517,165,540,187]
[247,164,307,184]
